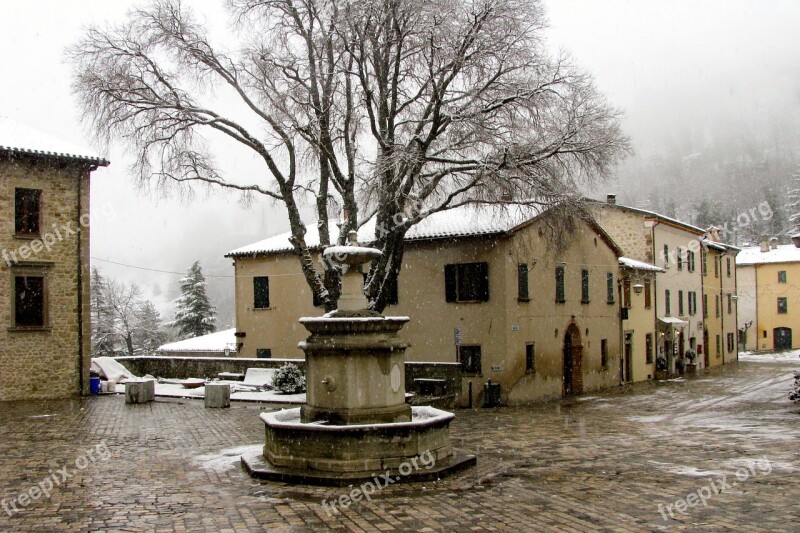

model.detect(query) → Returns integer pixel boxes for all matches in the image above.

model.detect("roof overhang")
[658,316,688,328]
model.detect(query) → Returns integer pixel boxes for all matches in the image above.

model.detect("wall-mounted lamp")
[633,283,644,294]
[731,295,739,301]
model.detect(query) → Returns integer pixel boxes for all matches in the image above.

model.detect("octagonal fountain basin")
[241,406,476,486]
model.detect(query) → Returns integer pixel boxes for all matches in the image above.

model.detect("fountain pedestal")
[242,232,475,485]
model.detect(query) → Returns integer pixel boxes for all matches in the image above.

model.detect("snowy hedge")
[273,363,306,394]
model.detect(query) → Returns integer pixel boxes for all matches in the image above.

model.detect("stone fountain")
[242,232,475,485]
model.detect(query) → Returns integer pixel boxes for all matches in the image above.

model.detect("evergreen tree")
[90,268,116,356]
[133,301,168,355]
[785,166,800,235]
[172,261,216,339]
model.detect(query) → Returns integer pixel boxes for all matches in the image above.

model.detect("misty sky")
[2,0,799,321]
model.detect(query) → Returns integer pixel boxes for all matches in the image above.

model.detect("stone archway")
[563,323,584,397]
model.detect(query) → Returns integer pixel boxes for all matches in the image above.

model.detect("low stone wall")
[405,362,462,403]
[113,357,462,405]
[114,356,305,380]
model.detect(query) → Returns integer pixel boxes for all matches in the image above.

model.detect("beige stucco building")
[618,257,663,382]
[227,205,628,405]
[736,241,800,351]
[0,118,108,401]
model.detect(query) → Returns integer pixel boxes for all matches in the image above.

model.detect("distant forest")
[611,108,800,247]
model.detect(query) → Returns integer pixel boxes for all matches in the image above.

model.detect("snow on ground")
[647,461,728,477]
[739,350,800,362]
[192,445,263,473]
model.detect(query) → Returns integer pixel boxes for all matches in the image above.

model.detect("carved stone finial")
[347,230,358,246]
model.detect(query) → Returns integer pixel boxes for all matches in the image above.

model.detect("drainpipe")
[77,167,94,396]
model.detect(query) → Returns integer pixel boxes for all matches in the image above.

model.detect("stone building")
[227,204,630,405]
[589,196,738,374]
[0,117,108,401]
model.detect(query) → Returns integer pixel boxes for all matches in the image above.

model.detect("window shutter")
[517,263,529,300]
[253,276,270,308]
[476,262,489,301]
[444,264,457,302]
[555,266,565,302]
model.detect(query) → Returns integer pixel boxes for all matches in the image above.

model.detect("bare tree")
[71,0,629,312]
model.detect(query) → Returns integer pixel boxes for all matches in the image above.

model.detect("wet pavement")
[1,355,799,532]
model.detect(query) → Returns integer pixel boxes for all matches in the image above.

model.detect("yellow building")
[618,257,663,382]
[736,240,800,351]
[701,235,740,366]
[227,205,627,405]
[0,117,108,401]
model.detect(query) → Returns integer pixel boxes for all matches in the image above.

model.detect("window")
[778,271,787,283]
[459,345,482,375]
[256,348,272,358]
[581,269,590,303]
[688,250,695,272]
[703,293,708,318]
[778,297,788,314]
[715,295,720,317]
[645,333,654,364]
[663,244,670,268]
[525,343,535,373]
[702,250,707,276]
[677,248,683,270]
[726,257,731,277]
[688,291,695,316]
[715,335,721,357]
[601,339,608,369]
[606,273,614,304]
[517,263,529,301]
[727,293,732,314]
[727,333,735,353]
[14,188,42,235]
[445,263,489,302]
[665,289,671,316]
[623,279,631,309]
[13,273,46,328]
[253,276,270,309]
[678,290,684,316]
[555,266,565,303]
[644,279,652,309]
[714,256,719,278]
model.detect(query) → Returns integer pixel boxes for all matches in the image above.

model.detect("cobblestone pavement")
[1,358,799,532]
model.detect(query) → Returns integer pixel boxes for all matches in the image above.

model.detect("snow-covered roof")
[702,239,740,253]
[618,257,664,272]
[157,328,237,353]
[0,116,109,166]
[736,245,800,266]
[227,204,544,257]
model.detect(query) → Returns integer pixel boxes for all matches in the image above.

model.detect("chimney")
[606,194,617,205]
[792,233,800,248]
[760,235,770,253]
[770,237,779,250]
[707,226,720,242]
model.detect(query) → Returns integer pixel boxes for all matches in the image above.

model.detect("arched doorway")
[563,323,583,397]
[774,327,792,351]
